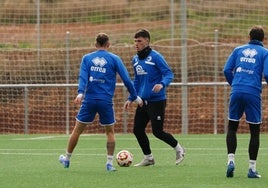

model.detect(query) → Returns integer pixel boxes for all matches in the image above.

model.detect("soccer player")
[59,33,142,172]
[224,25,268,178]
[124,29,185,166]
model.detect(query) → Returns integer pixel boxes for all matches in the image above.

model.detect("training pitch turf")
[1,134,268,188]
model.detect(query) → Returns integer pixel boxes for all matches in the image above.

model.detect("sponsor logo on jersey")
[236,66,254,74]
[136,65,147,75]
[134,56,156,75]
[134,57,147,75]
[89,76,105,83]
[240,48,257,63]
[91,57,107,73]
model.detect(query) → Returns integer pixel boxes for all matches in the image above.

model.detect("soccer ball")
[116,150,133,167]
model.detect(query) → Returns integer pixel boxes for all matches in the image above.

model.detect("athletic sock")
[145,154,153,160]
[174,143,183,152]
[249,160,256,172]
[66,152,72,160]
[107,155,114,165]
[227,153,235,164]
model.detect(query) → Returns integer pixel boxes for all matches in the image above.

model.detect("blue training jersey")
[130,49,174,102]
[223,40,268,96]
[77,49,138,102]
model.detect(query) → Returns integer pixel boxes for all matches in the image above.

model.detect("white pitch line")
[12,135,68,140]
[10,135,268,141]
[1,146,268,156]
[0,152,105,156]
[2,152,268,156]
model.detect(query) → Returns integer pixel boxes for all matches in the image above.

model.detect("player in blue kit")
[224,25,268,178]
[59,33,142,171]
[124,29,185,166]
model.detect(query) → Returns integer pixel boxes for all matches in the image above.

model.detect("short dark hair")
[249,25,264,42]
[134,29,150,41]
[96,33,109,46]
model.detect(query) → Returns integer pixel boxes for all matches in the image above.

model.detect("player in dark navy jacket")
[224,25,268,178]
[124,29,185,166]
[59,33,142,172]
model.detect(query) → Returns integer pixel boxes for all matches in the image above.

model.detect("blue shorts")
[76,99,115,126]
[228,92,261,124]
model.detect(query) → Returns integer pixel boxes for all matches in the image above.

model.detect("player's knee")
[133,126,145,137]
[133,126,139,136]
[152,129,164,139]
[228,120,239,132]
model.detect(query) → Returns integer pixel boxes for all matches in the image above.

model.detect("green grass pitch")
[1,134,268,188]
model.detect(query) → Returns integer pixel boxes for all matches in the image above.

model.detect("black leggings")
[133,100,178,155]
[226,120,260,160]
